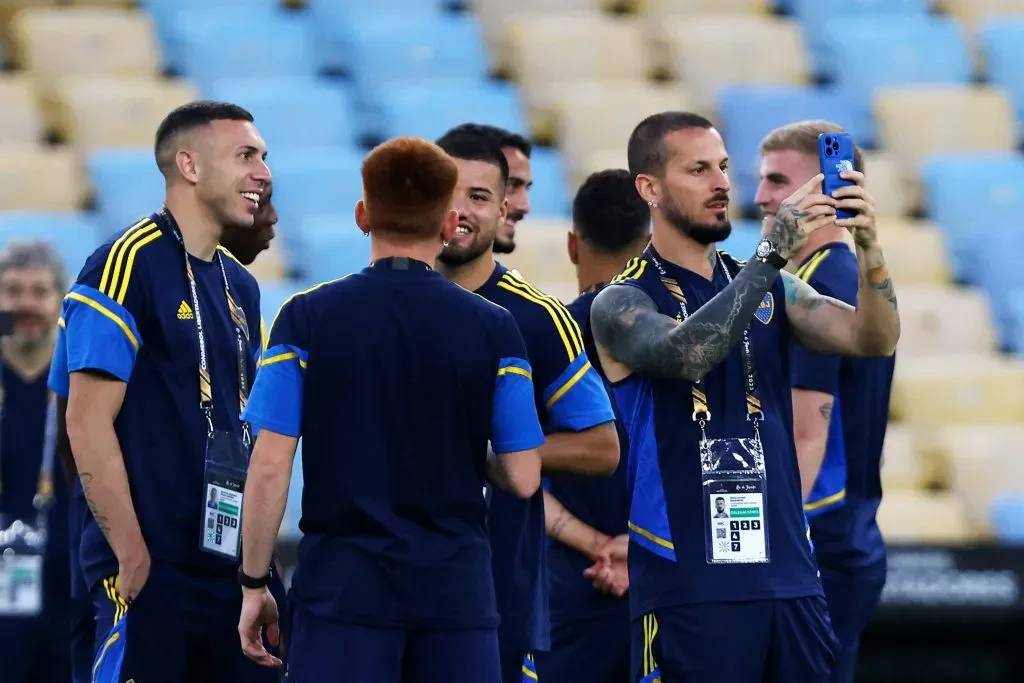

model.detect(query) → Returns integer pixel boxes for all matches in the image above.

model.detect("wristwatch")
[238,567,271,589]
[754,239,788,269]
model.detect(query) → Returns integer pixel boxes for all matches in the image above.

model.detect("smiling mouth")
[455,225,473,237]
[706,201,729,211]
[241,192,260,207]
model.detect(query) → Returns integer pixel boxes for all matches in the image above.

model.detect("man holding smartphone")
[755,120,896,683]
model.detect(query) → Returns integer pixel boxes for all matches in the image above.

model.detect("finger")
[797,193,838,209]
[829,184,866,200]
[800,204,837,219]
[241,633,269,663]
[800,215,838,236]
[839,170,865,185]
[790,173,825,201]
[834,217,871,230]
[834,197,872,215]
[267,621,280,648]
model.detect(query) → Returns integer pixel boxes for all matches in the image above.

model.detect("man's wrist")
[238,565,271,589]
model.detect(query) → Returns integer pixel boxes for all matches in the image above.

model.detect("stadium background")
[1,0,1024,680]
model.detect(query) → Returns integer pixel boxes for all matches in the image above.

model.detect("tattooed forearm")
[78,471,113,539]
[867,266,898,309]
[591,258,783,381]
[549,507,574,540]
[818,402,833,422]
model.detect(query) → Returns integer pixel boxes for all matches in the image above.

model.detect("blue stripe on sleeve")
[543,352,615,432]
[241,343,305,438]
[492,356,544,454]
[63,284,142,382]
[48,321,70,399]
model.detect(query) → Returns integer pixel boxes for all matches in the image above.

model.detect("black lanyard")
[161,210,251,442]
[642,244,763,428]
[0,365,58,516]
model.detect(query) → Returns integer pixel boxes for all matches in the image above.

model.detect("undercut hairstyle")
[760,119,865,173]
[573,169,650,254]
[627,111,715,178]
[435,129,510,190]
[361,136,459,241]
[154,101,255,178]
[0,239,67,294]
[443,123,533,159]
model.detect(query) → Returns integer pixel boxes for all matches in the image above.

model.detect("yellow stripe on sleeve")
[497,275,584,360]
[64,291,139,349]
[100,220,159,302]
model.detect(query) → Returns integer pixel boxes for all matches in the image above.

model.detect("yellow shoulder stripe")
[796,249,831,283]
[270,275,351,330]
[497,272,584,360]
[611,257,646,284]
[99,218,161,305]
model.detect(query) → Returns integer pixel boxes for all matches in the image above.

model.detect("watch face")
[756,240,771,258]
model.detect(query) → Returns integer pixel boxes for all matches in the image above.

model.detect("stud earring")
[649,201,658,208]
[442,240,450,248]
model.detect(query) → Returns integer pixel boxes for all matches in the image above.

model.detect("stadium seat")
[937,425,1024,533]
[498,218,575,296]
[0,211,101,276]
[294,215,370,284]
[879,425,930,493]
[895,285,996,355]
[875,219,950,287]
[718,220,763,258]
[1008,289,1024,353]
[633,0,770,17]
[51,76,198,152]
[0,146,85,212]
[825,16,971,135]
[990,494,1024,544]
[979,20,1024,129]
[875,490,975,543]
[920,154,1024,283]
[206,78,358,150]
[717,85,862,209]
[554,80,692,176]
[0,74,44,146]
[968,224,1024,348]
[572,148,628,190]
[167,9,315,88]
[861,151,912,217]
[526,148,570,218]
[86,148,164,230]
[245,241,288,284]
[935,0,1024,27]
[890,354,1024,426]
[656,16,810,115]
[374,79,526,142]
[257,280,308,327]
[10,8,160,81]
[874,86,1018,205]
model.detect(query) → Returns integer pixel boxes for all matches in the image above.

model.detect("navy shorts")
[631,597,837,683]
[535,613,630,683]
[287,601,501,683]
[499,650,538,683]
[91,563,285,683]
[821,571,886,683]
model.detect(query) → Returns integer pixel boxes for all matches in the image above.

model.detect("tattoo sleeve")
[78,471,113,540]
[590,259,783,381]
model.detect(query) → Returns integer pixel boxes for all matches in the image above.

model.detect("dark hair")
[444,123,532,158]
[435,128,510,188]
[154,101,255,177]
[361,136,459,241]
[627,111,715,178]
[573,169,650,254]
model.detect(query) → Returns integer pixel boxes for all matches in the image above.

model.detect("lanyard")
[161,210,252,445]
[0,367,58,518]
[642,245,763,431]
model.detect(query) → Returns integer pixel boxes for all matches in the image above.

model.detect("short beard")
[492,237,515,254]
[663,198,732,246]
[439,234,493,268]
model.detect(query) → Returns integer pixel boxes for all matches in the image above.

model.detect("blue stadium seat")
[1006,288,1024,354]
[280,442,303,539]
[295,215,370,284]
[990,495,1024,545]
[305,0,445,74]
[970,224,1024,349]
[206,78,358,149]
[375,80,526,142]
[168,10,316,89]
[825,16,970,129]
[268,149,364,257]
[0,212,101,278]
[527,148,570,218]
[980,20,1024,131]
[257,280,308,326]
[718,220,763,259]
[921,154,1024,284]
[787,0,930,78]
[718,85,863,209]
[87,149,165,231]
[346,15,490,100]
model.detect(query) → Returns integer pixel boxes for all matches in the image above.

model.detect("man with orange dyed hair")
[236,137,545,683]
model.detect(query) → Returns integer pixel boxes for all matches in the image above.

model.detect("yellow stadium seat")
[630,0,770,17]
[52,76,197,151]
[880,424,927,492]
[0,73,44,146]
[861,151,911,217]
[0,145,85,211]
[11,8,160,80]
[555,80,692,175]
[876,219,950,286]
[0,1,56,62]
[935,0,1024,26]
[247,241,288,283]
[894,285,996,355]
[874,86,1018,207]
[876,490,976,543]
[890,354,1024,426]
[497,218,578,301]
[66,0,134,6]
[655,16,810,112]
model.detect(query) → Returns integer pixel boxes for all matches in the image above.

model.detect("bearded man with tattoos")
[587,112,901,683]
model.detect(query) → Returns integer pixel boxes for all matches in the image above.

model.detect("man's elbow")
[506,450,542,499]
[587,422,620,476]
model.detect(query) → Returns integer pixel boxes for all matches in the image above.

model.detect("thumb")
[267,621,280,648]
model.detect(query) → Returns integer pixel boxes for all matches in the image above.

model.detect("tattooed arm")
[543,489,610,562]
[792,390,834,500]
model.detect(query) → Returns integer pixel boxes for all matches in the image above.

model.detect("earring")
[649,201,658,208]
[442,240,450,248]
[362,231,369,237]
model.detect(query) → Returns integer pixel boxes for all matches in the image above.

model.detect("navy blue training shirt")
[60,211,262,592]
[475,263,616,654]
[241,257,546,629]
[600,252,822,619]
[544,286,630,624]
[792,243,894,575]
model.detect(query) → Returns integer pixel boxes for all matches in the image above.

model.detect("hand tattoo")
[79,471,112,539]
[766,202,811,260]
[590,259,782,382]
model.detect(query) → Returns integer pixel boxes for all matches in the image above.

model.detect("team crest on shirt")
[755,293,774,325]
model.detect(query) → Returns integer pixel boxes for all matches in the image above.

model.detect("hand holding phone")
[817,133,857,220]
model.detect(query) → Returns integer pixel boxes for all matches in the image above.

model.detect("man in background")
[755,120,895,683]
[535,169,649,683]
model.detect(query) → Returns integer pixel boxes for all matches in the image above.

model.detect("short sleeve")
[48,318,70,399]
[790,249,859,394]
[63,236,153,383]
[491,310,544,454]
[241,295,307,438]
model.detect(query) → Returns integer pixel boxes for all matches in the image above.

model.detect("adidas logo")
[177,301,193,320]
